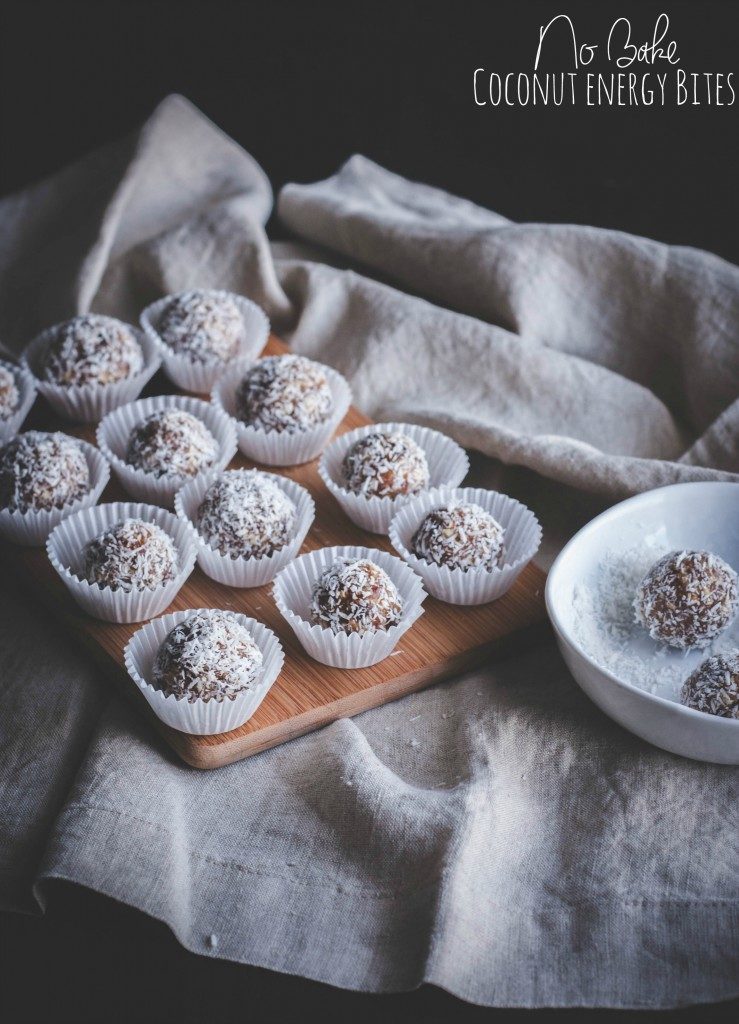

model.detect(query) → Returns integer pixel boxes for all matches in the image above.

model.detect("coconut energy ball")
[196,470,297,559]
[680,650,739,719]
[0,365,20,421]
[635,550,738,650]
[342,431,429,500]
[412,502,505,571]
[310,557,403,636]
[236,355,333,433]
[158,291,245,364]
[125,409,219,479]
[41,314,143,387]
[0,431,90,513]
[152,610,263,703]
[84,518,178,591]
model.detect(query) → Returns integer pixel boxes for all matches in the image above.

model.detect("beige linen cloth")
[0,96,737,1007]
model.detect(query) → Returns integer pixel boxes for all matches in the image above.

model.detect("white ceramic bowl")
[546,482,739,765]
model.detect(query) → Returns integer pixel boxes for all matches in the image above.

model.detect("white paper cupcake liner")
[273,544,427,669]
[124,607,285,735]
[174,469,315,588]
[21,323,160,424]
[319,422,469,535]
[46,501,197,623]
[389,486,542,605]
[0,359,36,442]
[96,394,237,509]
[0,437,110,547]
[140,291,270,393]
[212,357,352,467]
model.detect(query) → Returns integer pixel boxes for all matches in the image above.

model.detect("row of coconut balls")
[0,292,541,734]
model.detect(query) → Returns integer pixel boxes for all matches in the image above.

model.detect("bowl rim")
[545,480,739,730]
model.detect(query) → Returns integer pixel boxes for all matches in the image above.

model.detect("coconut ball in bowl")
[635,550,738,650]
[681,650,739,719]
[545,481,739,764]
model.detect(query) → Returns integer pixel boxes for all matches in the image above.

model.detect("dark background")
[1,0,739,260]
[1,1,738,1022]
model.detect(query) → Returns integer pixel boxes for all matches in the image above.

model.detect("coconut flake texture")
[681,649,739,719]
[152,609,264,703]
[158,290,246,364]
[40,313,143,388]
[411,501,504,572]
[84,517,179,592]
[0,365,20,421]
[342,430,429,499]
[635,550,738,650]
[195,469,297,559]
[0,430,91,512]
[310,556,404,636]
[570,538,739,702]
[236,354,333,434]
[125,408,219,480]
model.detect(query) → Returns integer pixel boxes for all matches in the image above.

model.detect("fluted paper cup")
[389,486,542,605]
[273,544,426,669]
[0,438,110,546]
[46,501,197,623]
[175,469,315,587]
[212,358,351,466]
[21,323,160,423]
[140,291,270,393]
[0,359,36,442]
[96,394,237,508]
[124,607,285,735]
[319,422,469,535]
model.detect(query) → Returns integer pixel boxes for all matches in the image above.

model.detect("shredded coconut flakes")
[152,610,263,703]
[159,291,245,364]
[84,518,178,591]
[570,536,739,702]
[634,549,738,650]
[310,557,404,636]
[681,650,739,718]
[42,314,143,387]
[0,430,90,512]
[126,409,218,479]
[236,355,333,434]
[196,470,296,559]
[412,501,504,571]
[342,431,429,499]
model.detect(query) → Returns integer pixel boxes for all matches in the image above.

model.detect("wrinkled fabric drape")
[0,95,736,1008]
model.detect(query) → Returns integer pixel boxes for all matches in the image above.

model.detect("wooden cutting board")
[0,335,549,768]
